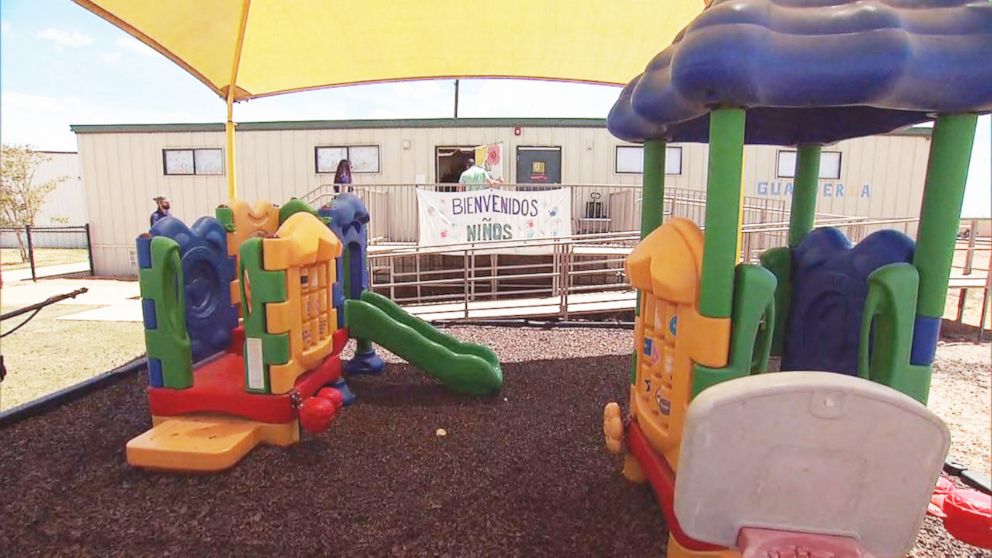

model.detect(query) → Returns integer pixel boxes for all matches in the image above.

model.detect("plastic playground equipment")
[603,1,992,556]
[128,195,502,472]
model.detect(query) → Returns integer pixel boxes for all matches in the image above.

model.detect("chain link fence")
[0,225,94,280]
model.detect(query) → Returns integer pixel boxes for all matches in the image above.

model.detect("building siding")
[74,120,932,276]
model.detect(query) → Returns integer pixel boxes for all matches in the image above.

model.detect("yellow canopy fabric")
[75,0,704,101]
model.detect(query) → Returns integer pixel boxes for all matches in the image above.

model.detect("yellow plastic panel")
[625,218,732,469]
[261,213,342,393]
[126,415,298,473]
[226,199,280,257]
[224,199,281,307]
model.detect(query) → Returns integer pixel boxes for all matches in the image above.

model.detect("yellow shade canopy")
[75,0,704,101]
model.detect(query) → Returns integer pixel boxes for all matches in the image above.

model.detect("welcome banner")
[416,188,571,254]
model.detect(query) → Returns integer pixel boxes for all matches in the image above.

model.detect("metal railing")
[301,183,791,245]
[300,183,988,327]
[365,216,936,321]
[0,225,94,280]
[951,219,991,340]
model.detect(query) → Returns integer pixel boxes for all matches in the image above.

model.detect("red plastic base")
[625,418,724,552]
[943,489,992,549]
[738,527,866,558]
[148,350,342,424]
[229,325,245,355]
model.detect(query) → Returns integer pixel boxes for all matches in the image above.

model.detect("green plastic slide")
[344,291,503,395]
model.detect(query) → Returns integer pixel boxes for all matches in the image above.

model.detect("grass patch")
[1,248,89,270]
[0,304,145,411]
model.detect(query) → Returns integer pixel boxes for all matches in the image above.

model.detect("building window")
[162,148,224,175]
[776,150,842,179]
[315,145,380,174]
[615,145,682,175]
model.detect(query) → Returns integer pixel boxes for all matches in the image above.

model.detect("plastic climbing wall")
[240,212,342,394]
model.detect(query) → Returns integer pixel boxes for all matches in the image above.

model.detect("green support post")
[789,145,822,247]
[640,139,667,238]
[913,113,979,318]
[699,108,746,318]
[632,139,667,383]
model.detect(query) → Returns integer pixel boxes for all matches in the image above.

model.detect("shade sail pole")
[226,100,237,199]
[225,0,251,200]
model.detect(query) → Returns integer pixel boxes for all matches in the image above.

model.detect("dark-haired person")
[334,159,353,193]
[150,195,171,227]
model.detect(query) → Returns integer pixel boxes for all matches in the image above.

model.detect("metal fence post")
[85,223,95,276]
[463,249,470,319]
[25,225,37,281]
[561,244,572,320]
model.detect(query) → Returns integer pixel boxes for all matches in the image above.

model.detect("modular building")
[71,118,933,276]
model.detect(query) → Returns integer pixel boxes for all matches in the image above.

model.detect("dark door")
[516,146,561,186]
[435,146,475,191]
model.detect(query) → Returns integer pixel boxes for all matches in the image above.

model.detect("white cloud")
[458,79,619,118]
[235,80,454,122]
[0,78,620,151]
[0,90,205,150]
[1,22,11,34]
[115,36,156,56]
[100,50,122,63]
[36,27,93,48]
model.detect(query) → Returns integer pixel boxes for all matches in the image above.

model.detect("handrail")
[359,214,971,323]
[365,216,912,258]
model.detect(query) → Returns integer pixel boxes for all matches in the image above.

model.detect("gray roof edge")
[69,118,934,138]
[70,117,608,134]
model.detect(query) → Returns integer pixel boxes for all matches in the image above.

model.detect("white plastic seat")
[674,371,950,558]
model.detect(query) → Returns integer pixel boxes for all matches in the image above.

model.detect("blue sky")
[0,0,621,151]
[0,0,987,214]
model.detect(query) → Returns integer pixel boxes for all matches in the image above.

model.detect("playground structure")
[4,0,981,547]
[128,194,502,472]
[603,1,991,557]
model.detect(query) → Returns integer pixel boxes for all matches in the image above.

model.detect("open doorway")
[436,146,476,190]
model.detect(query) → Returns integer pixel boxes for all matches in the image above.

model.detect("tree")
[0,144,68,262]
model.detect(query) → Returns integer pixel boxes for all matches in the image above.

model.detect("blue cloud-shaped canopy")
[607,0,992,145]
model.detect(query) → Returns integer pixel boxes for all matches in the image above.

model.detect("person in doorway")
[150,195,171,227]
[458,158,495,191]
[334,159,353,193]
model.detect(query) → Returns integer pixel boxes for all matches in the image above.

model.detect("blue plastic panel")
[149,216,238,361]
[782,228,915,375]
[141,298,158,330]
[147,357,164,388]
[320,194,370,324]
[608,0,992,145]
[910,315,942,366]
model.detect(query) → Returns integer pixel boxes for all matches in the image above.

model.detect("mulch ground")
[0,354,985,557]
[0,355,669,557]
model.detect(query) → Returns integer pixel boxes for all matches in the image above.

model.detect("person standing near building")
[458,158,495,191]
[334,159,353,193]
[149,195,171,227]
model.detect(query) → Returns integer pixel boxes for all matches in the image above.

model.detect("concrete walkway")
[1,274,140,322]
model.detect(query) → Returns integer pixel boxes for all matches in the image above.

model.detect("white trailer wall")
[73,119,932,276]
[32,151,87,226]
